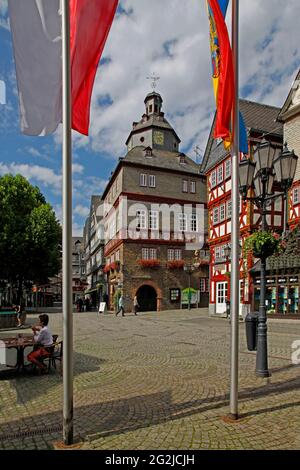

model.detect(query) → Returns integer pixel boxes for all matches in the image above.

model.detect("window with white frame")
[215,246,221,259]
[190,181,196,193]
[293,187,299,205]
[149,248,157,259]
[168,248,182,260]
[213,207,219,225]
[149,210,158,230]
[178,213,187,231]
[111,253,115,263]
[217,165,223,183]
[190,214,198,232]
[149,174,156,188]
[140,173,147,187]
[239,195,242,213]
[220,204,226,222]
[115,250,120,261]
[211,170,217,188]
[227,200,232,219]
[200,278,208,292]
[182,179,188,192]
[225,159,231,178]
[136,210,147,229]
[142,248,149,259]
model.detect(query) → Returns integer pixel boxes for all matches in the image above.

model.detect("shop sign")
[266,279,275,284]
[278,278,287,283]
[289,277,298,283]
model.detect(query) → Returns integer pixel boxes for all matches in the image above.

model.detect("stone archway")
[136,285,157,312]
[132,281,162,311]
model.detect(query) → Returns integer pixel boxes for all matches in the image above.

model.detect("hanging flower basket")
[243,231,282,260]
[167,260,185,269]
[138,259,160,268]
[103,264,111,273]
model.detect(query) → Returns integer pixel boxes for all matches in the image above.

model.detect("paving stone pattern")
[0,309,300,450]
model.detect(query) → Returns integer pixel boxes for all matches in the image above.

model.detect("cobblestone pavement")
[0,309,300,450]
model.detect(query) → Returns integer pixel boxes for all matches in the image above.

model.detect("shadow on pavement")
[0,371,300,446]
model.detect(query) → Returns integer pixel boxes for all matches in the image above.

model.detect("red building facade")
[202,100,284,317]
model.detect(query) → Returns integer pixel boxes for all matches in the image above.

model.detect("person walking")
[133,295,139,315]
[115,294,124,317]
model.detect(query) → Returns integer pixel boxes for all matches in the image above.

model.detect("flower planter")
[167,260,185,269]
[138,259,160,268]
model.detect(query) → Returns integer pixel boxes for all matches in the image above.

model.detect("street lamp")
[184,264,195,310]
[239,139,298,377]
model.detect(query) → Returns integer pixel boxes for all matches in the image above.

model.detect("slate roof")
[125,114,181,145]
[201,99,283,174]
[123,146,200,175]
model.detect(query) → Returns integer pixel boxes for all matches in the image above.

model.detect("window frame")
[182,179,188,193]
[140,173,147,187]
[149,174,156,188]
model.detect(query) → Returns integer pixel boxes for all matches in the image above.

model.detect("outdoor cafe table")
[0,334,34,371]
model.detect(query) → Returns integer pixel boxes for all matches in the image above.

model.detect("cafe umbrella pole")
[62,0,74,445]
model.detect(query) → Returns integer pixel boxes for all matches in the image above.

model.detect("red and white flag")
[8,0,118,136]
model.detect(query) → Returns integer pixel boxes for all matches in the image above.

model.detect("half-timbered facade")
[202,100,283,317]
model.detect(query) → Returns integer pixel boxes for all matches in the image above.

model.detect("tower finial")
[147,73,160,91]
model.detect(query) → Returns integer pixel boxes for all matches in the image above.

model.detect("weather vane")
[147,73,160,91]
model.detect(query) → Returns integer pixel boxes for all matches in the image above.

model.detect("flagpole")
[62,0,74,444]
[229,0,240,419]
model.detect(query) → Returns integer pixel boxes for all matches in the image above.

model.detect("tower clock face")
[153,130,164,146]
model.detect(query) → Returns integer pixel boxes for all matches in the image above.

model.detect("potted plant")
[167,260,185,269]
[138,259,160,268]
[243,231,282,260]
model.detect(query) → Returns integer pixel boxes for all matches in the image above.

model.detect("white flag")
[8,0,62,136]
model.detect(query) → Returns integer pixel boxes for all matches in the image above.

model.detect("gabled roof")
[277,69,300,122]
[201,99,283,174]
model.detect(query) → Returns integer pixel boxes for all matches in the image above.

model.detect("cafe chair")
[44,341,63,374]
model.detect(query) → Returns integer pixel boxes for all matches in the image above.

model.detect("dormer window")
[179,154,186,164]
[144,146,152,157]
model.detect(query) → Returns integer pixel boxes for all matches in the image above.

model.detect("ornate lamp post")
[239,139,298,377]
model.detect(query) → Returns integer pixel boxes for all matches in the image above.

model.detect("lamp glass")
[254,139,277,172]
[239,158,256,192]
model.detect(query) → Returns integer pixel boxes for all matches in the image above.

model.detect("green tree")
[0,174,61,302]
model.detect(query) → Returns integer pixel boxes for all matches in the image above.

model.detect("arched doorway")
[136,285,157,312]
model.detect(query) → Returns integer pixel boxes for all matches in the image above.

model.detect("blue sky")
[1,0,300,235]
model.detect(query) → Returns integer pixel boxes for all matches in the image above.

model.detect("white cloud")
[67,0,300,160]
[0,0,9,30]
[0,161,61,190]
[74,204,90,217]
[72,163,84,174]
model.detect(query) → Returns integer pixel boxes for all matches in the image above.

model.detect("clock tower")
[126,91,181,152]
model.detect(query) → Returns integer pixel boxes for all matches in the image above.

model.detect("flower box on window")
[103,264,111,273]
[110,261,120,272]
[167,260,185,269]
[138,259,160,268]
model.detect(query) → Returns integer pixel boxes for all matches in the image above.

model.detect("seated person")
[27,314,53,373]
